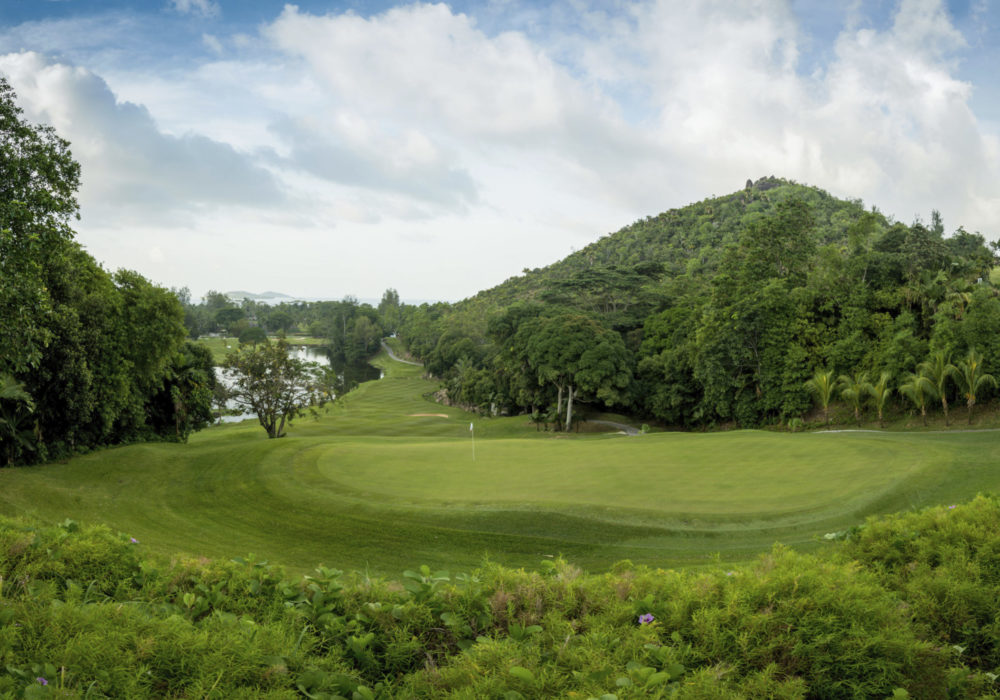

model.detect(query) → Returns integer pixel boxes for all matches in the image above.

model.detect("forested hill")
[397,176,998,428]
[464,176,867,309]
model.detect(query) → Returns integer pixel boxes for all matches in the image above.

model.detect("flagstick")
[470,421,475,462]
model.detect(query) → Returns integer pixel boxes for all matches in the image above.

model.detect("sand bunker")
[408,413,449,418]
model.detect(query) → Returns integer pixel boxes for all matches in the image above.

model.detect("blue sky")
[2,0,999,301]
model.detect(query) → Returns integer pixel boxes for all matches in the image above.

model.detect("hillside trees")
[919,351,958,426]
[693,202,817,424]
[391,179,1000,429]
[635,302,701,425]
[898,371,936,426]
[509,313,631,430]
[868,371,893,428]
[955,349,997,424]
[804,369,836,424]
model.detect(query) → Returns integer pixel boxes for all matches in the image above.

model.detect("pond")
[214,345,382,424]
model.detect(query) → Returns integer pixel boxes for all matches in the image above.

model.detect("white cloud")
[582,0,1000,233]
[201,33,223,54]
[260,3,661,214]
[266,4,571,138]
[1,0,998,301]
[169,0,220,19]
[268,116,479,208]
[0,51,284,224]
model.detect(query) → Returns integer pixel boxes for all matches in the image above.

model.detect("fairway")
[2,349,999,576]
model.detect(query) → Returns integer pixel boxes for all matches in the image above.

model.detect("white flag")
[469,422,473,431]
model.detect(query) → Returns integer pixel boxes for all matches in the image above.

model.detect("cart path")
[381,340,423,366]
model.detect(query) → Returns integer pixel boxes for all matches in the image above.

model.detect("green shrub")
[3,507,1000,698]
[840,494,1000,672]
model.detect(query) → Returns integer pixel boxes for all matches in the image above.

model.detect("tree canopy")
[0,78,208,464]
[221,339,325,439]
[389,177,1000,429]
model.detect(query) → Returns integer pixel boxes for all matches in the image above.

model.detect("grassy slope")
[2,350,999,576]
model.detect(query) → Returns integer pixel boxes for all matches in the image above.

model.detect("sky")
[2,0,999,303]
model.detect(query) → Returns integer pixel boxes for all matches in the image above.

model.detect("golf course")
[2,345,997,577]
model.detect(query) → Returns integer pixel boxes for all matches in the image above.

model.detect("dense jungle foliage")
[4,496,1000,698]
[392,177,999,428]
[0,78,215,466]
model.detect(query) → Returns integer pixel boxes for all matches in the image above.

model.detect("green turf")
[2,349,1000,576]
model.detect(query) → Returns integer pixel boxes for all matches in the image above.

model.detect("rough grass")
[2,349,1000,576]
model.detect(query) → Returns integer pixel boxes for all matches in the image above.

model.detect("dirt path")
[381,340,422,366]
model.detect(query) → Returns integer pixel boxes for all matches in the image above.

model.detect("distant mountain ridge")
[224,290,295,302]
[222,291,445,307]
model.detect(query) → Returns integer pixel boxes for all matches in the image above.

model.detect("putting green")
[316,432,935,516]
[2,349,999,575]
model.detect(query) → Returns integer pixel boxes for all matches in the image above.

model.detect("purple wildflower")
[638,613,655,624]
[948,505,956,510]
[130,537,138,544]
[37,677,47,686]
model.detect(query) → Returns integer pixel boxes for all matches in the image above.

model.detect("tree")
[349,315,382,362]
[868,371,893,428]
[918,350,957,426]
[526,314,631,431]
[147,342,216,441]
[265,309,295,334]
[378,288,402,336]
[222,338,325,438]
[804,369,836,424]
[115,269,187,392]
[0,79,203,463]
[838,372,871,427]
[0,373,37,465]
[898,371,936,427]
[738,199,816,284]
[0,76,81,375]
[215,307,246,336]
[954,349,996,424]
[239,326,268,346]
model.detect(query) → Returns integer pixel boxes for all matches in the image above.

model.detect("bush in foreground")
[3,500,1000,698]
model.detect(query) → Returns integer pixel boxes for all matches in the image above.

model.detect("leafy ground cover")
[3,498,1000,698]
[1,349,1000,576]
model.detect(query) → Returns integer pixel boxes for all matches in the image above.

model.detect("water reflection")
[215,344,381,424]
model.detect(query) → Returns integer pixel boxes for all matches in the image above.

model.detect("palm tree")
[0,374,37,465]
[803,369,836,424]
[868,371,893,428]
[918,350,957,426]
[0,374,33,406]
[898,371,937,427]
[837,371,872,428]
[955,349,997,424]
